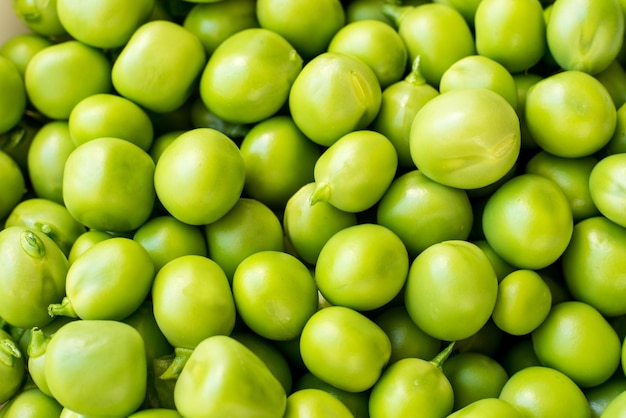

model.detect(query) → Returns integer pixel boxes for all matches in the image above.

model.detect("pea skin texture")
[5,2,626,417]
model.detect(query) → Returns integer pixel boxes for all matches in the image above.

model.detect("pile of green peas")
[2,0,626,416]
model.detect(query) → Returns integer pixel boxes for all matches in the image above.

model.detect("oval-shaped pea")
[44,320,147,417]
[283,182,357,266]
[174,335,286,418]
[112,20,206,113]
[382,3,475,87]
[152,255,236,349]
[0,226,68,329]
[547,0,624,74]
[200,28,302,125]
[289,52,382,147]
[474,0,546,73]
[311,130,397,213]
[48,237,155,321]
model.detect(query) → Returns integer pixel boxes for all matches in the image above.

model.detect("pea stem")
[309,182,331,206]
[0,124,26,151]
[0,338,22,368]
[430,341,455,368]
[380,3,411,28]
[48,297,78,319]
[20,230,46,259]
[28,327,50,358]
[159,347,194,380]
[405,56,427,85]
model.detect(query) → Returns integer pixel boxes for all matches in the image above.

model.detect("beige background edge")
[1,2,33,46]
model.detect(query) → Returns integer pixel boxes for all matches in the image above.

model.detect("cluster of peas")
[2,0,626,416]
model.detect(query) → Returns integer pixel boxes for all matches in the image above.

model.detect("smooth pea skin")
[123,300,174,366]
[240,115,321,210]
[26,121,75,205]
[49,237,155,321]
[500,339,541,377]
[585,374,626,418]
[607,101,626,154]
[200,28,302,124]
[374,306,441,364]
[315,223,409,311]
[204,198,284,280]
[589,153,626,228]
[67,230,111,264]
[410,88,521,190]
[256,0,345,58]
[439,55,518,108]
[0,56,26,135]
[327,19,407,88]
[383,3,475,87]
[0,226,68,329]
[377,170,473,257]
[482,173,573,270]
[152,255,236,349]
[289,52,382,147]
[532,301,622,388]
[233,251,318,341]
[474,0,546,73]
[5,198,86,257]
[56,0,154,48]
[231,332,293,394]
[28,327,57,397]
[183,0,259,55]
[174,335,287,418]
[68,93,154,151]
[491,269,552,336]
[473,240,516,282]
[2,33,52,76]
[1,388,63,418]
[112,20,206,113]
[20,316,75,363]
[404,240,498,341]
[432,0,482,24]
[283,182,357,265]
[371,59,440,167]
[499,366,591,418]
[442,352,509,410]
[547,0,624,74]
[525,70,616,158]
[369,345,454,418]
[44,320,147,417]
[0,150,26,220]
[63,137,156,232]
[284,389,355,418]
[0,328,25,405]
[525,151,599,221]
[128,410,183,418]
[454,320,505,358]
[345,0,395,24]
[24,40,112,120]
[154,128,245,225]
[602,390,626,418]
[133,215,207,272]
[0,112,35,178]
[446,398,524,418]
[595,59,626,109]
[311,130,397,213]
[294,372,369,418]
[561,216,626,317]
[299,306,391,393]
[58,407,98,417]
[12,0,67,37]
